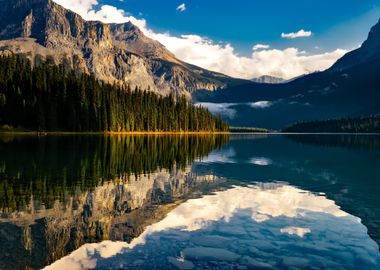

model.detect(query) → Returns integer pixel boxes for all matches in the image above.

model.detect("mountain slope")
[194,18,380,129]
[0,0,243,97]
[330,18,380,72]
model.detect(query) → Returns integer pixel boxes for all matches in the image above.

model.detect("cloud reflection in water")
[45,183,380,270]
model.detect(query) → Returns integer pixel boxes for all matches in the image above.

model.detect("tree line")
[284,115,380,133]
[0,55,228,132]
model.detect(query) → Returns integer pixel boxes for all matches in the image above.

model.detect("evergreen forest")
[0,55,228,132]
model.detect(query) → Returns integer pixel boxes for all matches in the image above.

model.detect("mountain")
[194,18,380,129]
[331,19,380,72]
[0,0,243,97]
[251,75,286,84]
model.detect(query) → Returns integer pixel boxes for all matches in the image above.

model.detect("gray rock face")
[0,0,239,97]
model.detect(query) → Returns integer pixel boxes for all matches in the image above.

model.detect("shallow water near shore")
[0,134,379,269]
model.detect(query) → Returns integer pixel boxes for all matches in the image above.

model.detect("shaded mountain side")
[0,0,246,97]
[330,18,380,71]
[193,18,380,129]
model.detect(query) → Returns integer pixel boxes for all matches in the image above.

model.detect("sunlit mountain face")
[1,134,380,270]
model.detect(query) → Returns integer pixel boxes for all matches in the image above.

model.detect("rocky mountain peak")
[361,18,380,53]
[0,0,241,96]
[330,18,380,71]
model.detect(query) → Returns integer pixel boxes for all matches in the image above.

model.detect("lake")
[0,134,379,270]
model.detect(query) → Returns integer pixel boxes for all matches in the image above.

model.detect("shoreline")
[0,131,231,136]
[1,131,380,136]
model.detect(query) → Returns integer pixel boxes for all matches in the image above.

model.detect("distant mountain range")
[251,75,286,84]
[0,0,245,97]
[1,0,379,130]
[194,18,380,129]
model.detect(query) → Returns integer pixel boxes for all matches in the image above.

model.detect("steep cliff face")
[0,0,240,97]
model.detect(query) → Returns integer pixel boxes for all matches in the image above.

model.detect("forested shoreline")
[284,115,380,133]
[0,55,228,132]
[0,135,228,211]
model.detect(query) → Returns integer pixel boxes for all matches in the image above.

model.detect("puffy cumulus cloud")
[281,29,312,39]
[53,0,148,28]
[52,0,348,80]
[53,0,98,17]
[253,44,270,51]
[176,3,186,12]
[149,35,347,79]
[246,48,347,79]
[86,5,135,24]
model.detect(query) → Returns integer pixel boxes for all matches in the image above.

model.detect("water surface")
[0,134,379,269]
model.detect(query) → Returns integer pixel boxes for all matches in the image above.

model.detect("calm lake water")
[0,134,380,270]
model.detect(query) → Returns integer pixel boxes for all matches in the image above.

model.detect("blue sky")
[55,0,380,79]
[108,0,380,54]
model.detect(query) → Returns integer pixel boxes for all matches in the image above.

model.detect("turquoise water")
[0,135,379,269]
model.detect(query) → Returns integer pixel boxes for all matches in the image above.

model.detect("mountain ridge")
[0,0,245,97]
[330,18,380,72]
[193,18,380,129]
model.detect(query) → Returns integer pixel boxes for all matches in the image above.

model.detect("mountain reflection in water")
[0,135,228,270]
[1,134,380,270]
[46,183,380,270]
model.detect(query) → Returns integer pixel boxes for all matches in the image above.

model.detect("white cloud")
[53,0,148,27]
[281,29,312,39]
[53,0,98,18]
[253,44,270,51]
[52,1,347,80]
[250,101,272,109]
[177,3,186,12]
